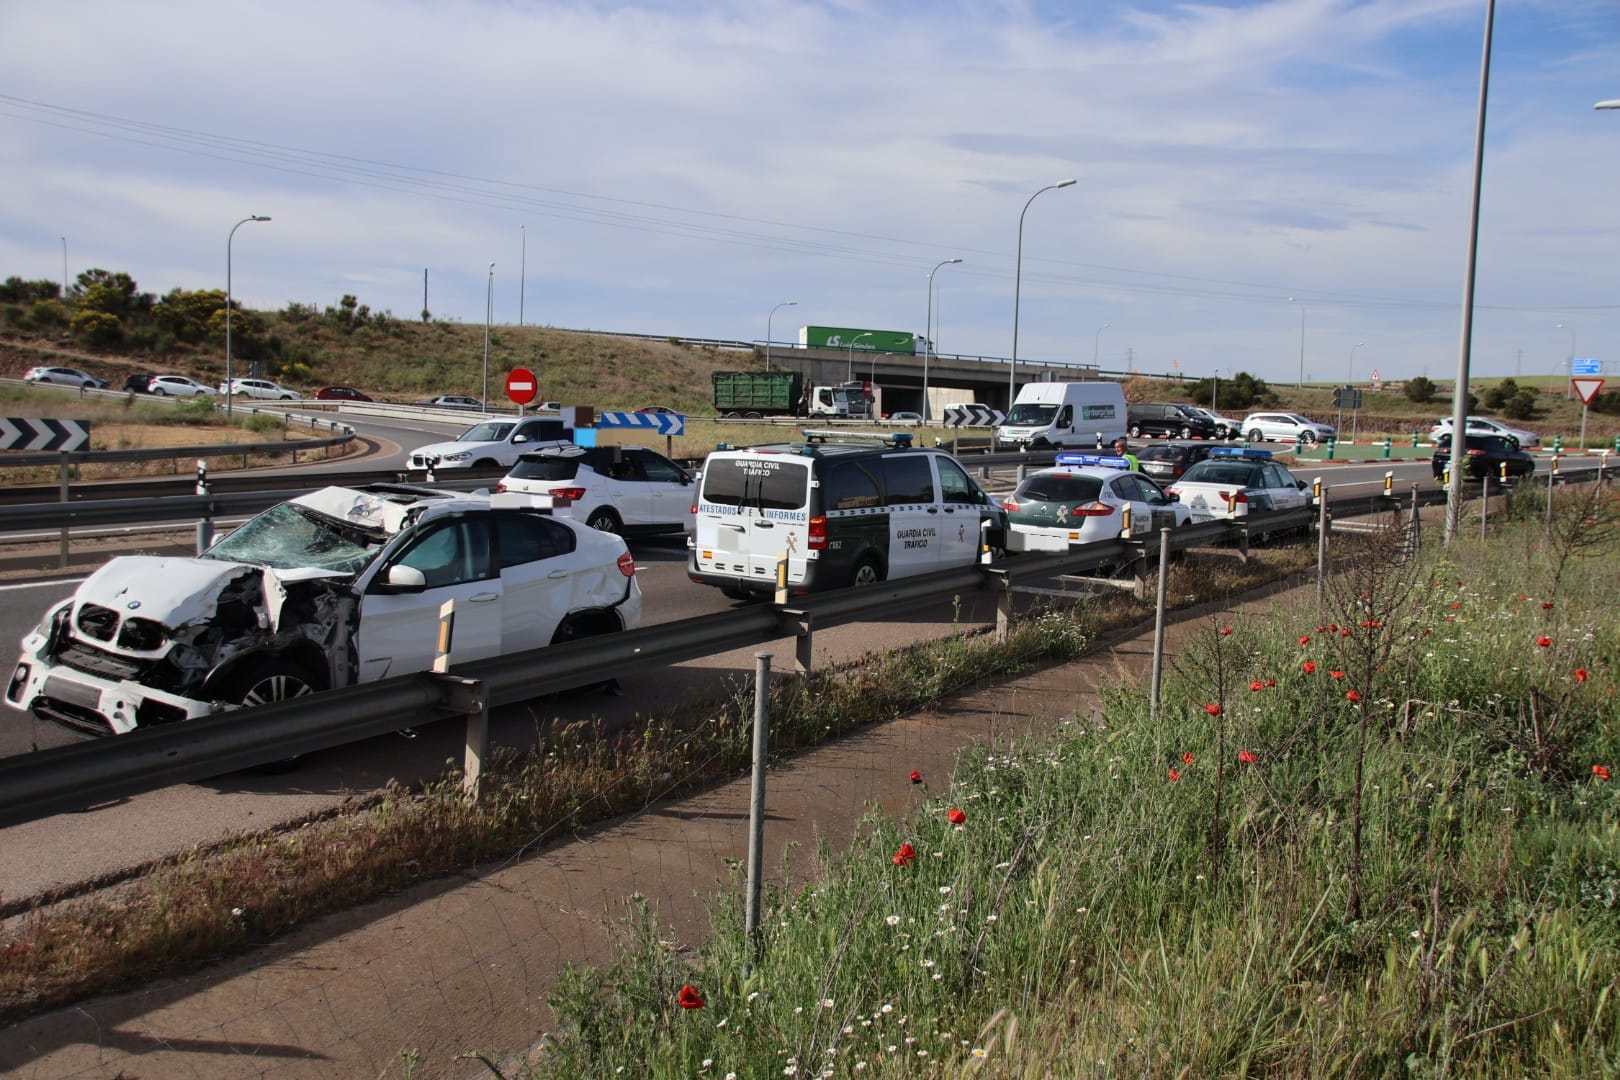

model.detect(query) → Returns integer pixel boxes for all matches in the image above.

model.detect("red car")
[315,386,374,402]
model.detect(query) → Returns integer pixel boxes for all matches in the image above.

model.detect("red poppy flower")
[909,770,923,784]
[1330,670,1345,680]
[1302,661,1318,674]
[1576,669,1589,683]
[1182,751,1195,765]
[1167,768,1181,782]
[1449,602,1462,610]
[1346,689,1363,702]
[677,984,705,1010]
[892,842,917,866]
[1204,703,1222,716]
[1316,625,1328,633]
[1220,626,1233,635]
[1264,679,1276,688]
[1298,635,1312,645]
[1542,602,1554,610]
[1340,628,1351,637]
[1595,765,1612,781]
[1536,636,1552,648]
[1238,750,1258,764]
[1250,680,1265,692]
[947,808,967,825]
[1518,594,1528,601]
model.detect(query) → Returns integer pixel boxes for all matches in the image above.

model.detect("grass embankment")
[0,544,1310,1022]
[521,484,1620,1078]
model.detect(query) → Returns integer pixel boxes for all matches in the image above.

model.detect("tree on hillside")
[0,276,61,303]
[73,269,153,320]
[154,288,228,344]
[1189,371,1275,411]
[1404,376,1436,403]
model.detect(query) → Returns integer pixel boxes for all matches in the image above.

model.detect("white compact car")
[497,444,693,536]
[407,416,572,470]
[147,375,217,397]
[1166,448,1311,522]
[1002,453,1190,553]
[7,484,642,736]
[1239,412,1335,445]
[25,366,106,390]
[1428,416,1539,449]
[221,377,301,401]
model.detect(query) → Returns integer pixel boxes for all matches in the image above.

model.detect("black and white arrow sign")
[0,418,92,452]
[942,403,1004,428]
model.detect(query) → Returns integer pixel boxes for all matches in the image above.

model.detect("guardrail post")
[744,651,771,951]
[986,568,1012,641]
[195,459,214,553]
[779,608,813,675]
[1407,484,1421,559]
[1547,456,1558,528]
[1148,529,1170,720]
[57,450,70,569]
[1316,483,1329,615]
[1481,475,1490,539]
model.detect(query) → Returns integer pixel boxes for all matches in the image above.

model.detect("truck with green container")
[797,326,919,354]
[712,370,805,418]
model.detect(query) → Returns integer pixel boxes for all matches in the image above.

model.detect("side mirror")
[512,435,528,444]
[385,565,428,591]
[1296,481,1309,491]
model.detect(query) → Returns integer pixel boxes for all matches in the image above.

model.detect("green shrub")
[242,412,285,435]
[70,309,123,347]
[1404,375,1436,403]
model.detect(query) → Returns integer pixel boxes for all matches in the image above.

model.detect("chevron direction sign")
[942,403,1004,428]
[597,410,686,437]
[0,418,91,452]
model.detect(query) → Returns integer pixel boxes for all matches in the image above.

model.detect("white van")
[997,381,1128,450]
[687,431,1007,599]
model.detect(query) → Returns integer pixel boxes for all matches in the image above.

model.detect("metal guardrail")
[1,418,354,469]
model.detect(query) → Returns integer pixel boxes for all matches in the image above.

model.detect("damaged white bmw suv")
[7,484,642,736]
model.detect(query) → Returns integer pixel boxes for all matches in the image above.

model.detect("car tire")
[745,411,762,420]
[219,658,324,770]
[585,507,623,534]
[1179,426,1193,440]
[850,557,884,588]
[152,387,168,396]
[1129,424,1143,438]
[1300,431,1317,446]
[1247,428,1264,443]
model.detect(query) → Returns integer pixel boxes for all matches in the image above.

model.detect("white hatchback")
[1166,448,1311,522]
[147,375,217,397]
[408,416,572,470]
[1239,412,1335,445]
[7,485,642,737]
[222,377,301,400]
[1002,453,1190,552]
[1428,416,1539,449]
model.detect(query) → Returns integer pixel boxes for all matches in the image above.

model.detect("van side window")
[1056,405,1073,426]
[936,457,979,505]
[822,460,883,510]
[881,455,936,506]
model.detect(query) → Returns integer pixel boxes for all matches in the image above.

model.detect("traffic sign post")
[505,368,539,411]
[1572,377,1604,452]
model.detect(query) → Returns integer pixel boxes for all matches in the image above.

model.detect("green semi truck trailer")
[712,370,805,417]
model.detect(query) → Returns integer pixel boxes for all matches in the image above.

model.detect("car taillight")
[1001,497,1020,513]
[808,514,828,550]
[616,551,636,577]
[495,482,508,493]
[1073,501,1115,517]
[1218,490,1249,504]
[552,487,588,502]
[1466,449,1485,456]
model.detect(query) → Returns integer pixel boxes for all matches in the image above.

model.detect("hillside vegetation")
[4,271,1616,442]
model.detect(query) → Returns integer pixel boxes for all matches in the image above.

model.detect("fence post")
[986,568,1012,641]
[744,651,772,950]
[1316,482,1328,615]
[1480,475,1489,539]
[1148,530,1170,720]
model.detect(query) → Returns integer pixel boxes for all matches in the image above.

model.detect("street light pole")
[519,225,526,328]
[225,215,271,420]
[766,300,798,372]
[483,263,495,410]
[60,237,68,302]
[1349,341,1365,384]
[1289,297,1306,388]
[924,258,961,422]
[1093,323,1110,368]
[1556,322,1576,397]
[846,332,874,382]
[1009,179,1076,408]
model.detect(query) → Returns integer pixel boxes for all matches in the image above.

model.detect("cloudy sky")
[2,0,1616,386]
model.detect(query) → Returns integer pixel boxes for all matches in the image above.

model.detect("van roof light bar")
[1209,447,1273,459]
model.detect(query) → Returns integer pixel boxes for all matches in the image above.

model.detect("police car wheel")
[850,558,884,587]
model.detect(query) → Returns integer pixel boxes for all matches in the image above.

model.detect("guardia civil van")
[687,431,1007,599]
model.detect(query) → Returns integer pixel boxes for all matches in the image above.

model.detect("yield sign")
[1572,377,1605,406]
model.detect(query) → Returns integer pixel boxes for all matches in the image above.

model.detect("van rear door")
[693,454,814,587]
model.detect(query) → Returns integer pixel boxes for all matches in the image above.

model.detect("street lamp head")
[1596,100,1620,110]
[1055,179,1077,188]
[251,215,271,222]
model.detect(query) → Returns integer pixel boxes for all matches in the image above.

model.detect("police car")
[1165,447,1311,522]
[1003,454,1190,553]
[687,431,1006,599]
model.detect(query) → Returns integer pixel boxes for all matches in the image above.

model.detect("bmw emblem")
[127,601,142,610]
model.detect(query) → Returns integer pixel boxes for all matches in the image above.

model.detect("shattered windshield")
[459,422,515,442]
[204,503,389,574]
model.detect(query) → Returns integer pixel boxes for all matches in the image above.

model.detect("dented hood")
[76,556,263,629]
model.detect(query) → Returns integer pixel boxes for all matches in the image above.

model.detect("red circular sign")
[505,368,539,405]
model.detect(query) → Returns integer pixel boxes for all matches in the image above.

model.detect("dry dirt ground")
[0,581,1314,1080]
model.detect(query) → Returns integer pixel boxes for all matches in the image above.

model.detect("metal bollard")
[1382,437,1392,459]
[1324,437,1336,460]
[1119,504,1132,538]
[1383,471,1394,497]
[195,459,214,553]
[1410,431,1420,448]
[1553,434,1563,454]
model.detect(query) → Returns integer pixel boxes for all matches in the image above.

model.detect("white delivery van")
[997,381,1128,450]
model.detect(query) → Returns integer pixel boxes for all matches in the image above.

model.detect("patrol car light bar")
[1055,453,1131,469]
[1209,447,1273,459]
[799,429,914,447]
